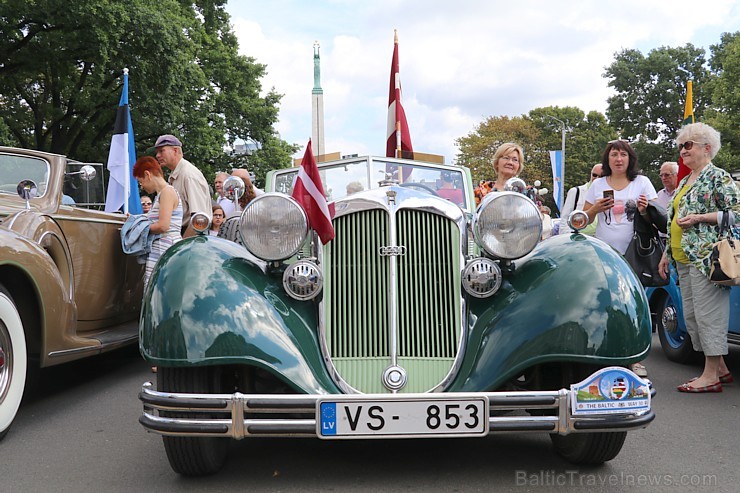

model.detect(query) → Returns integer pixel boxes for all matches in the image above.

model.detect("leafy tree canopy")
[0,0,296,183]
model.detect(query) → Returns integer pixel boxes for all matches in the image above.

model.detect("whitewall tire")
[0,286,27,440]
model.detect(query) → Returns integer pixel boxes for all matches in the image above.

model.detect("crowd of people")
[475,123,737,390]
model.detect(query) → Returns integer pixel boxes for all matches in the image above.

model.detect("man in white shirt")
[654,162,678,211]
[558,164,602,235]
[214,171,236,216]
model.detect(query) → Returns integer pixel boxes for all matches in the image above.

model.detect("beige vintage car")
[0,146,144,439]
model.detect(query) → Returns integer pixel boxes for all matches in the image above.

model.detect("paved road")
[1,336,738,492]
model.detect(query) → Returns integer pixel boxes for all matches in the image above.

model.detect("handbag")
[709,212,740,286]
[624,229,668,287]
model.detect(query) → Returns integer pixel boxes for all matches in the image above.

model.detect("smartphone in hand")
[603,189,614,200]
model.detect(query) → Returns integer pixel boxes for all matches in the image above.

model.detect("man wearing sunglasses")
[655,161,678,211]
[557,163,602,235]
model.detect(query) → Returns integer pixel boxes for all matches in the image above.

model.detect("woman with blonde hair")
[474,142,524,205]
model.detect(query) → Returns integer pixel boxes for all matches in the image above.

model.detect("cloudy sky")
[227,0,738,164]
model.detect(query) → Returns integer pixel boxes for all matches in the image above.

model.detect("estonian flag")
[105,68,141,214]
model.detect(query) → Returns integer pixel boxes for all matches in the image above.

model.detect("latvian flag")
[292,139,335,244]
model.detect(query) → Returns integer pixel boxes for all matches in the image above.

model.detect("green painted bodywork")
[140,232,651,395]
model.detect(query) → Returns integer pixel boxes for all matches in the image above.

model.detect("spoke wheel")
[656,292,698,363]
[0,285,27,441]
[158,366,229,476]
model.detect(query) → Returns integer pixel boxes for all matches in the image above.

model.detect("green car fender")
[451,233,651,392]
[139,236,338,394]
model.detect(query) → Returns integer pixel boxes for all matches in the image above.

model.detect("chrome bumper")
[139,382,655,439]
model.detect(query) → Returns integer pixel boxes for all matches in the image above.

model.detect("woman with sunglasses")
[658,123,740,393]
[583,140,658,377]
[474,142,524,205]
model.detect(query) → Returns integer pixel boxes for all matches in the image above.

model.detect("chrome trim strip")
[47,334,137,358]
[139,383,655,439]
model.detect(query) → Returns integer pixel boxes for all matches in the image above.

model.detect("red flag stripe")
[292,139,335,244]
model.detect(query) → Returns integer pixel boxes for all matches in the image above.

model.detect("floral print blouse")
[665,163,740,277]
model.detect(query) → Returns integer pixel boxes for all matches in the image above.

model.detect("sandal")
[630,362,648,378]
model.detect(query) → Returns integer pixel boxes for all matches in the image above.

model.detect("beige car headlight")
[240,194,308,261]
[472,191,542,259]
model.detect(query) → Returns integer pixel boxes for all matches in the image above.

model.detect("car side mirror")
[17,179,38,209]
[67,165,97,181]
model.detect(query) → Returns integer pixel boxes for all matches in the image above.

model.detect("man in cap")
[154,134,212,236]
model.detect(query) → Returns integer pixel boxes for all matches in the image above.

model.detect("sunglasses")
[678,140,706,151]
[592,173,602,178]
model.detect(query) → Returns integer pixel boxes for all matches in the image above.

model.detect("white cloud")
[228,0,739,163]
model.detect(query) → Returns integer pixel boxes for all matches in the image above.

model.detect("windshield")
[273,158,468,209]
[0,153,50,197]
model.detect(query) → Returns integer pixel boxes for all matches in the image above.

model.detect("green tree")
[603,44,711,173]
[705,31,740,172]
[456,107,617,214]
[0,0,291,175]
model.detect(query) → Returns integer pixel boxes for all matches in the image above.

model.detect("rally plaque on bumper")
[317,394,489,439]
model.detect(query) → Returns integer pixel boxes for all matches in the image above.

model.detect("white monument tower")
[311,41,325,158]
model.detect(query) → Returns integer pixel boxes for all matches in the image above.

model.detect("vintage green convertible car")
[138,155,654,476]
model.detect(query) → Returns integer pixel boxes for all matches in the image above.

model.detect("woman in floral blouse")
[658,123,740,393]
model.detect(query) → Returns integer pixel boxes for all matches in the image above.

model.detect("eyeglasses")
[500,156,520,164]
[592,173,601,178]
[658,173,676,178]
[678,140,706,151]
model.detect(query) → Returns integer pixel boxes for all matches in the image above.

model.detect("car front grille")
[323,207,462,393]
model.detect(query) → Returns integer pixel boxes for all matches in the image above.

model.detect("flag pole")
[394,30,402,159]
[122,68,130,215]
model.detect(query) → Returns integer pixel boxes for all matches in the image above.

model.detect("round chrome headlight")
[240,194,308,261]
[472,191,542,259]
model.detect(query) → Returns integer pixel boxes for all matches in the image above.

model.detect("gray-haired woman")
[658,122,740,393]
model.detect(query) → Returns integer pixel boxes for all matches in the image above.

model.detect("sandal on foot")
[719,372,733,384]
[676,381,722,393]
[630,363,648,377]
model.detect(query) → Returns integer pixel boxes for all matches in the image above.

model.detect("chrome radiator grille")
[323,207,462,393]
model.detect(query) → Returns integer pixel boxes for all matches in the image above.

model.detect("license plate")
[317,395,489,439]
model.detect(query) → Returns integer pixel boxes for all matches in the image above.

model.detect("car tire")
[551,431,627,464]
[0,285,27,441]
[655,292,698,363]
[158,366,229,476]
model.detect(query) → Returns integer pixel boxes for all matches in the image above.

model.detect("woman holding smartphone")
[583,139,657,377]
[583,140,658,255]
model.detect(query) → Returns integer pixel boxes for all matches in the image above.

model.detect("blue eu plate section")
[570,366,651,415]
[320,402,337,436]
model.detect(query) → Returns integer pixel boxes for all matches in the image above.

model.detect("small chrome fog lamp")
[282,259,323,301]
[504,177,527,194]
[567,210,590,232]
[190,212,211,234]
[462,258,502,298]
